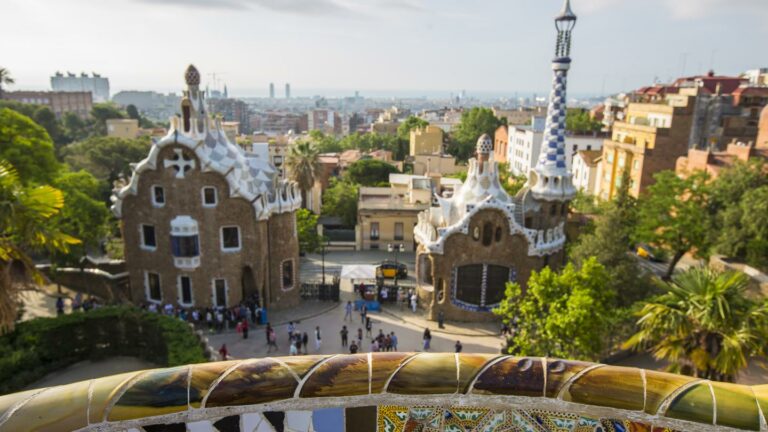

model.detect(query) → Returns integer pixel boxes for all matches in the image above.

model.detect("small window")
[146,272,161,302]
[213,279,227,307]
[202,187,217,207]
[141,224,157,249]
[171,235,199,257]
[394,222,404,241]
[282,260,294,290]
[472,226,480,241]
[370,222,380,240]
[495,227,502,242]
[220,226,241,251]
[179,276,192,305]
[152,186,165,206]
[550,205,557,216]
[482,222,493,246]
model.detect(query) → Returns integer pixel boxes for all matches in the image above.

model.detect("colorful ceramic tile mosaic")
[0,353,765,431]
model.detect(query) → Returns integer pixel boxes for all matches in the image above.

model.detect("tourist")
[370,338,379,352]
[302,331,309,355]
[289,340,298,356]
[357,328,363,345]
[384,334,392,352]
[265,323,273,345]
[164,303,174,316]
[380,287,388,303]
[295,332,303,354]
[55,297,65,316]
[455,340,463,353]
[206,309,213,331]
[349,340,359,354]
[410,292,418,313]
[219,344,228,361]
[73,293,83,312]
[438,311,445,329]
[267,328,278,353]
[216,309,224,332]
[390,332,398,352]
[315,326,322,352]
[340,325,349,347]
[288,321,295,341]
[423,328,432,351]
[360,303,367,324]
[365,317,373,338]
[344,301,353,321]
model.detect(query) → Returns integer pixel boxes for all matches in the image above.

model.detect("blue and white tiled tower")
[530,0,578,201]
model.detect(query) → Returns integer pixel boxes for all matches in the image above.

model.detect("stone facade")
[113,65,301,310]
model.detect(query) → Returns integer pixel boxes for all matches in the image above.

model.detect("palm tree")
[0,160,79,334]
[625,267,768,382]
[285,140,322,209]
[0,68,14,98]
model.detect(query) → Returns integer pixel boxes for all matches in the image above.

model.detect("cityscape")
[1,0,767,431]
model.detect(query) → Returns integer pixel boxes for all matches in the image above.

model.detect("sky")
[2,0,767,98]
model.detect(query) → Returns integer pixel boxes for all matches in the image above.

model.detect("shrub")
[0,306,206,394]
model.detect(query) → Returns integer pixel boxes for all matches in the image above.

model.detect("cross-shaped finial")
[164,148,196,179]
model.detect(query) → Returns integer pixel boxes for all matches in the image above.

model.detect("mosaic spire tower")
[530,0,578,201]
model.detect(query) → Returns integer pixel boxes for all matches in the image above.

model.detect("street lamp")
[387,243,405,285]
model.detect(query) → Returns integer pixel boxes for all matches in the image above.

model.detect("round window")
[472,226,480,240]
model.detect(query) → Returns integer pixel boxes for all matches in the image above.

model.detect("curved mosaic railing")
[1,353,766,431]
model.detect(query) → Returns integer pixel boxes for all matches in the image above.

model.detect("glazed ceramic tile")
[457,354,497,394]
[664,382,714,425]
[345,406,376,432]
[370,353,412,394]
[205,359,298,407]
[186,420,215,432]
[189,361,240,409]
[87,371,144,424]
[310,408,343,432]
[387,353,457,395]
[285,410,312,431]
[563,365,644,411]
[472,357,545,397]
[0,380,90,432]
[710,381,760,430]
[544,359,594,398]
[109,366,189,421]
[279,356,328,379]
[299,354,369,397]
[642,370,698,415]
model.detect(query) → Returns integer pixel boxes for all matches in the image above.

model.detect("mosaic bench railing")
[0,353,766,432]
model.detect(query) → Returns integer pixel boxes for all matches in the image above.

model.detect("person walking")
[437,311,445,329]
[265,323,273,345]
[360,303,367,324]
[267,328,278,353]
[314,326,322,352]
[289,340,298,356]
[287,321,295,342]
[349,340,359,354]
[390,332,398,352]
[370,338,379,352]
[344,301,353,321]
[455,340,463,353]
[242,319,249,339]
[295,332,303,355]
[422,328,432,351]
[365,317,373,338]
[410,293,418,313]
[302,331,309,355]
[218,344,228,361]
[357,328,363,346]
[340,325,349,347]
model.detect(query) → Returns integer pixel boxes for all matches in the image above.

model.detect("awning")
[340,264,378,280]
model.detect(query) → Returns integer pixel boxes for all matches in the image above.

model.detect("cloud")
[577,0,767,19]
[134,0,355,16]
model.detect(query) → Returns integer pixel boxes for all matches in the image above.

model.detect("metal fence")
[300,282,340,302]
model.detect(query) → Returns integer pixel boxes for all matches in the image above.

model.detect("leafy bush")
[0,306,206,394]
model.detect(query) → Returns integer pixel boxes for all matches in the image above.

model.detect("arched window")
[482,222,493,246]
[494,227,502,242]
[418,254,433,287]
[453,264,516,312]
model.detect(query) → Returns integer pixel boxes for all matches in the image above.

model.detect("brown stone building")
[112,65,302,310]
[2,90,92,119]
[758,105,768,149]
[493,125,508,163]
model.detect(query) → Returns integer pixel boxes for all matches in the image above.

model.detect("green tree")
[0,68,14,98]
[397,116,429,142]
[322,178,359,227]
[635,170,711,279]
[296,208,324,253]
[61,136,150,187]
[566,108,602,135]
[32,106,68,148]
[493,258,615,361]
[497,163,526,197]
[0,160,79,334]
[52,170,111,261]
[624,267,768,382]
[716,185,768,272]
[570,170,652,306]
[126,104,140,120]
[345,159,399,186]
[90,103,125,136]
[62,112,88,142]
[307,130,343,153]
[449,108,505,161]
[286,141,322,208]
[0,108,61,185]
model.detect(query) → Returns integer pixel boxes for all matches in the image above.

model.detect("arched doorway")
[241,266,260,306]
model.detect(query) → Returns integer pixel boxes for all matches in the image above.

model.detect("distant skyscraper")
[285,83,291,99]
[51,71,110,102]
[269,83,275,98]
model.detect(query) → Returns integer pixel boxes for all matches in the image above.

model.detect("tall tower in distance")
[285,83,291,99]
[269,82,275,98]
[529,0,577,202]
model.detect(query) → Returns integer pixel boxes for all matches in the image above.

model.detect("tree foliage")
[493,258,615,360]
[296,208,324,253]
[566,108,602,135]
[286,141,322,207]
[322,178,359,227]
[397,116,429,142]
[90,102,125,136]
[61,136,150,186]
[0,108,61,185]
[52,170,111,260]
[625,267,768,382]
[449,108,505,161]
[345,159,399,186]
[634,170,712,279]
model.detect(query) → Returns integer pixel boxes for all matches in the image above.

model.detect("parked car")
[635,243,662,262]
[376,260,408,279]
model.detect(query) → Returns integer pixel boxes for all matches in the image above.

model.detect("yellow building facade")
[106,119,139,138]
[599,96,694,199]
[409,125,444,156]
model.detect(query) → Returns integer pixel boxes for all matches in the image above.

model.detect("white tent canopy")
[340,264,378,280]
